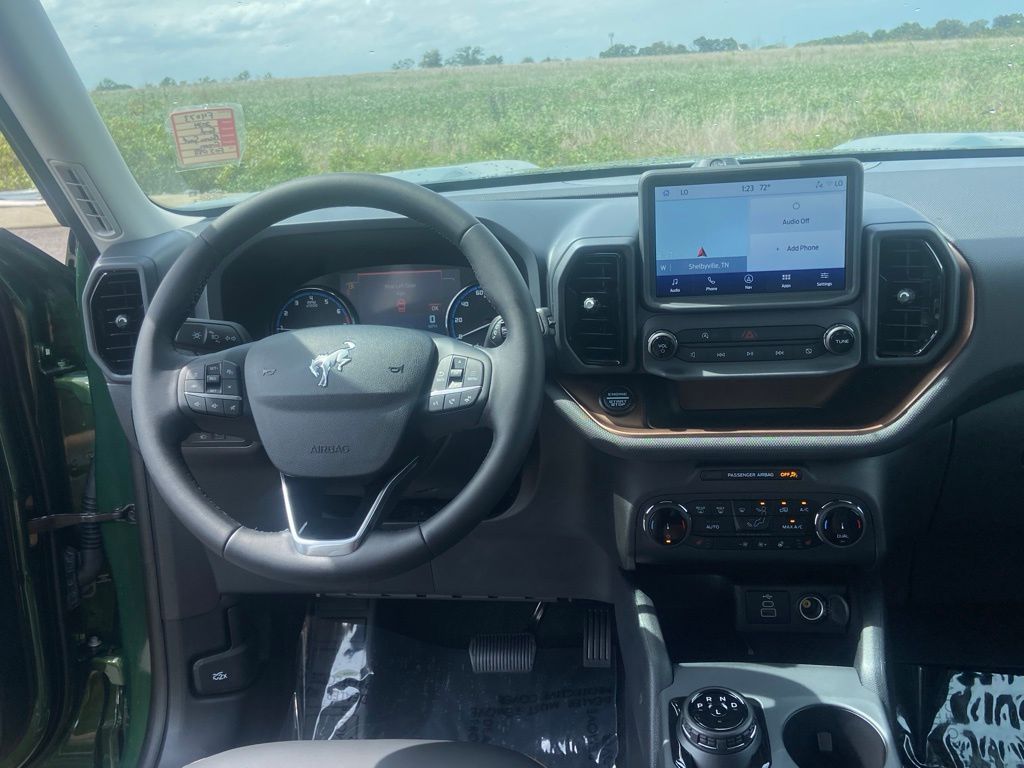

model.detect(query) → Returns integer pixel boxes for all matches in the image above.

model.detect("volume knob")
[647,330,678,360]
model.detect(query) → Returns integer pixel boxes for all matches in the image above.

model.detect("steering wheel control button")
[599,386,635,415]
[428,394,445,412]
[181,358,244,419]
[185,394,207,414]
[458,387,481,407]
[643,502,690,546]
[464,359,484,387]
[443,392,462,411]
[816,501,866,547]
[823,324,856,354]
[647,330,678,360]
[451,356,466,370]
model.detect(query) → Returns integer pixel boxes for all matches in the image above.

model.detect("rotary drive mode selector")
[679,688,758,755]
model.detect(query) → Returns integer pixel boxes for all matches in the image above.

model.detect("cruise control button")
[427,394,445,412]
[206,398,225,416]
[223,400,241,417]
[205,362,221,376]
[221,361,239,378]
[185,362,205,380]
[221,379,239,396]
[458,387,481,407]
[464,359,484,387]
[185,394,207,414]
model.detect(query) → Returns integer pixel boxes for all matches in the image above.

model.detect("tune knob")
[647,330,678,360]
[815,501,866,547]
[823,324,856,355]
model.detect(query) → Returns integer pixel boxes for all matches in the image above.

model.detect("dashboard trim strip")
[558,243,974,439]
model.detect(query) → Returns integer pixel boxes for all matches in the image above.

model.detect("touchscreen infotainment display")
[650,173,849,298]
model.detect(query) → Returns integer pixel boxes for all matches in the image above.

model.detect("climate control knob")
[647,330,678,360]
[643,501,690,546]
[823,324,856,355]
[815,501,866,547]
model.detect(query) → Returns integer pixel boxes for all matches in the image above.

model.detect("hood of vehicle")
[833,132,1024,151]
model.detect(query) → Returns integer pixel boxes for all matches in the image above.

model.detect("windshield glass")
[14,1,1024,207]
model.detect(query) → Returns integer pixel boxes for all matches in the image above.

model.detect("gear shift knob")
[672,687,767,768]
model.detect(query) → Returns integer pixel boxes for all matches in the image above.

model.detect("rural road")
[1,189,68,262]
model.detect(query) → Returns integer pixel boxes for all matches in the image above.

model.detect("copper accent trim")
[559,244,974,439]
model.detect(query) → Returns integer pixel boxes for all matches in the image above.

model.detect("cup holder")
[783,705,885,768]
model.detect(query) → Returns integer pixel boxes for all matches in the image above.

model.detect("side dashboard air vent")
[90,270,144,375]
[49,161,121,239]
[563,252,626,366]
[876,237,946,357]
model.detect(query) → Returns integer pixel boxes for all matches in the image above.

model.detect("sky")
[41,0,1024,87]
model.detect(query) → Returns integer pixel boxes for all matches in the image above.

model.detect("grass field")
[1,37,1022,198]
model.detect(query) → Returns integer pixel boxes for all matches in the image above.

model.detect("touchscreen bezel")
[639,158,863,311]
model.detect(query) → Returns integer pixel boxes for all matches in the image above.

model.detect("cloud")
[41,0,1024,86]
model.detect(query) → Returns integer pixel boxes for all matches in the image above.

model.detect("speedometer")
[447,284,498,345]
[274,288,355,333]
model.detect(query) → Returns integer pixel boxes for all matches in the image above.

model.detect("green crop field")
[1,36,1022,199]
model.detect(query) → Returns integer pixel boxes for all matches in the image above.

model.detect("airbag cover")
[244,326,434,478]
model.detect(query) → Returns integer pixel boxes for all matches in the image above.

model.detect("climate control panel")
[637,495,871,561]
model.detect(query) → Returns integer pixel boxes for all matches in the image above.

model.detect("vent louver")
[49,161,121,239]
[564,252,626,366]
[90,270,144,375]
[876,237,945,357]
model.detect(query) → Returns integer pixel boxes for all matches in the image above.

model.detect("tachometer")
[274,288,355,333]
[447,284,498,345]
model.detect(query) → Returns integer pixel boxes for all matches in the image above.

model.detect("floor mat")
[897,666,1024,768]
[294,610,618,768]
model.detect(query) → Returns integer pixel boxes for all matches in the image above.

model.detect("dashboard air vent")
[49,161,121,239]
[564,251,626,366]
[876,237,945,357]
[90,270,144,375]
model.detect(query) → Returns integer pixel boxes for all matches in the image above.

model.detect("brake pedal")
[469,633,536,674]
[583,606,613,668]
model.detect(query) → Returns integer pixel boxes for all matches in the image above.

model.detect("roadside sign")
[168,104,244,170]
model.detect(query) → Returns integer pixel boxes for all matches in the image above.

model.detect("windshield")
[12,2,1024,207]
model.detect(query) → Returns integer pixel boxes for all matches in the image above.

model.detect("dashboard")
[270,266,498,345]
[84,152,1024,585]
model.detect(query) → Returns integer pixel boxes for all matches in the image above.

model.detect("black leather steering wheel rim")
[131,173,544,587]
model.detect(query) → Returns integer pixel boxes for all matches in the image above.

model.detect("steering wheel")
[131,174,544,586]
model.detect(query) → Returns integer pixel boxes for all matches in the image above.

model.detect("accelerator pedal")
[583,606,613,668]
[469,633,536,674]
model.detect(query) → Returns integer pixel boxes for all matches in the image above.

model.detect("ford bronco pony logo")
[309,342,356,387]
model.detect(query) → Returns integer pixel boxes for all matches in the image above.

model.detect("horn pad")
[244,326,435,478]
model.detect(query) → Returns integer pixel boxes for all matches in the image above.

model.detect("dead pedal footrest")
[468,632,536,673]
[584,606,613,668]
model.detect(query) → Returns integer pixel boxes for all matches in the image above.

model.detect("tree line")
[799,13,1024,46]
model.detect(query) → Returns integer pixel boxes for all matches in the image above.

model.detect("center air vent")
[90,269,144,375]
[563,251,626,366]
[876,237,946,358]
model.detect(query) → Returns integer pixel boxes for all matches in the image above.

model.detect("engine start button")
[599,386,635,415]
[688,688,749,731]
